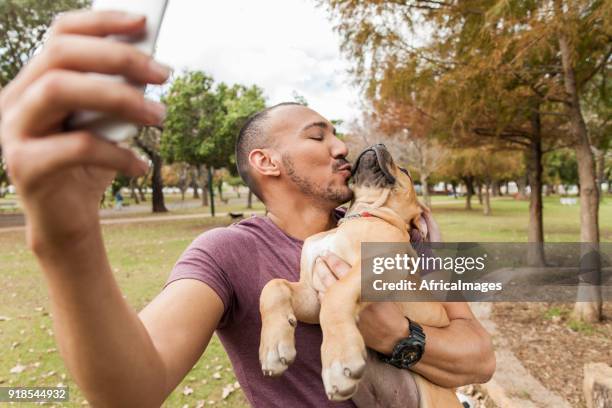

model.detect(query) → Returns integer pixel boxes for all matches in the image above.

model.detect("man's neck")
[265,199,338,241]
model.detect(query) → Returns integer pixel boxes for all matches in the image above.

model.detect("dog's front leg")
[319,264,367,401]
[259,279,318,376]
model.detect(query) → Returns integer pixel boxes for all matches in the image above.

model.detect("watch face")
[401,348,419,362]
[399,347,420,366]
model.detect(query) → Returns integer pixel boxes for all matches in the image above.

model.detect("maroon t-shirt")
[164,213,356,407]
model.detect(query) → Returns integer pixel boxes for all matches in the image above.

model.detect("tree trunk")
[594,148,605,202]
[559,31,601,322]
[208,166,216,217]
[527,107,546,266]
[451,182,458,198]
[137,173,148,202]
[217,181,224,202]
[247,188,253,209]
[421,175,431,207]
[515,175,524,199]
[151,153,168,213]
[476,182,483,205]
[483,181,491,216]
[492,181,500,197]
[463,176,474,210]
[191,167,200,199]
[197,165,209,206]
[129,178,140,204]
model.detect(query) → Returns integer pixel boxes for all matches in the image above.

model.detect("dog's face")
[351,144,427,237]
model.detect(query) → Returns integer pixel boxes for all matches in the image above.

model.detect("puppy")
[259,144,461,407]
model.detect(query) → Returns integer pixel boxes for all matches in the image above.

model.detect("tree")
[161,71,266,213]
[322,0,610,319]
[134,127,167,213]
[0,0,91,86]
[161,71,225,209]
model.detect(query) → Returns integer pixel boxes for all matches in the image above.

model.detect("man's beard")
[282,154,353,205]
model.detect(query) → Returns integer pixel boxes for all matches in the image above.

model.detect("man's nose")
[330,136,349,159]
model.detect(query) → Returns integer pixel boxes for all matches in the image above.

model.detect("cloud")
[154,0,360,128]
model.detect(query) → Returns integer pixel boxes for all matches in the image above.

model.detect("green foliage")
[161,71,265,170]
[227,176,245,187]
[545,149,579,191]
[292,91,309,106]
[567,319,596,335]
[322,0,611,162]
[0,0,91,86]
[543,306,568,320]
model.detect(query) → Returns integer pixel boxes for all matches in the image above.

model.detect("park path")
[0,198,468,234]
[0,210,266,234]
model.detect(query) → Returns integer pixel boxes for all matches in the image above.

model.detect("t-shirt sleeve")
[163,228,235,328]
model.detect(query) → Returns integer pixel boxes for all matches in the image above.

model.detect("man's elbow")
[472,331,496,384]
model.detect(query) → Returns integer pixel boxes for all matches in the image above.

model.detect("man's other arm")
[37,229,224,407]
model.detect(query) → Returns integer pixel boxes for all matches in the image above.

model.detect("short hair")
[235,102,302,202]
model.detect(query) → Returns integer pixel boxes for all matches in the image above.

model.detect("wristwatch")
[378,318,426,369]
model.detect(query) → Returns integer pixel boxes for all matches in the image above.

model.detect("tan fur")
[259,155,461,407]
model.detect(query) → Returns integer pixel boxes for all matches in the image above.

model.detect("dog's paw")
[259,314,297,377]
[322,356,367,400]
[321,339,367,401]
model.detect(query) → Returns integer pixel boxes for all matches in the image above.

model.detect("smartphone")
[65,0,170,142]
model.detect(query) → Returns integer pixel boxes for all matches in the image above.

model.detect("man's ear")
[249,148,281,177]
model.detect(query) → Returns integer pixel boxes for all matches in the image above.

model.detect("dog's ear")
[412,214,428,241]
[412,201,430,241]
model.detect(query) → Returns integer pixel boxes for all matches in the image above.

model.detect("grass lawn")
[0,195,610,407]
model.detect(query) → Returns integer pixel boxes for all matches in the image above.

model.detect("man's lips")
[336,163,353,178]
[337,163,352,172]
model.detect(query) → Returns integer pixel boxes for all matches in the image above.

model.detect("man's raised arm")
[0,11,223,407]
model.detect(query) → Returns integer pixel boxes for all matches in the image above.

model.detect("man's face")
[265,105,353,206]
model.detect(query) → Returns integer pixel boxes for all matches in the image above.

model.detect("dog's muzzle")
[352,144,396,187]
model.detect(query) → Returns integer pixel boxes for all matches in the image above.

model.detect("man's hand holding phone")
[0,10,170,250]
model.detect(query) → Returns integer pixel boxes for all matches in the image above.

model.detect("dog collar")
[337,211,375,225]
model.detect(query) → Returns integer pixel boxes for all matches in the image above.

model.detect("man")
[0,10,495,407]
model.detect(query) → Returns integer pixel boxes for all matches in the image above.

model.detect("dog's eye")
[400,167,411,177]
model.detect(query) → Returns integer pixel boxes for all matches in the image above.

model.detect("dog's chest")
[303,233,338,272]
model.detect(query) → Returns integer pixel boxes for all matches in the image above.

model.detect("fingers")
[6,35,170,104]
[4,131,147,190]
[50,10,146,37]
[8,70,164,136]
[0,11,168,111]
[319,251,352,279]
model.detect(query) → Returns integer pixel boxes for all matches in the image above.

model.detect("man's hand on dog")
[314,212,441,355]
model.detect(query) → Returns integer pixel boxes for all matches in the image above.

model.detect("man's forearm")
[32,224,167,407]
[411,318,495,388]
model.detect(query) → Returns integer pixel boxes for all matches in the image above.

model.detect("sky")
[154,0,361,130]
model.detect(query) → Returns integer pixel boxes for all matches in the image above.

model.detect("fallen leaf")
[221,385,234,399]
[195,401,205,408]
[9,364,26,374]
[215,365,223,371]
[0,316,11,321]
[182,385,193,396]
[233,382,240,389]
[212,372,221,380]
